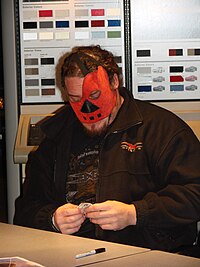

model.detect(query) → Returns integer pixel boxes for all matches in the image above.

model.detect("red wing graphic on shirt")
[121,142,143,152]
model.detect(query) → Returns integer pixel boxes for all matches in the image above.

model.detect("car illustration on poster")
[185,75,197,81]
[185,66,197,72]
[153,76,165,82]
[185,85,198,91]
[153,85,165,91]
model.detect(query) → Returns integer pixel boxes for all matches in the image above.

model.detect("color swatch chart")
[19,0,124,103]
[130,0,200,101]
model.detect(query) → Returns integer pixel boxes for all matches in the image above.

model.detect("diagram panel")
[130,0,200,101]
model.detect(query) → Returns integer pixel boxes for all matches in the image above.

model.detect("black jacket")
[14,88,200,251]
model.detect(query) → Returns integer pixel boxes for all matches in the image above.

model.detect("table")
[83,250,200,267]
[0,223,149,267]
[1,223,199,267]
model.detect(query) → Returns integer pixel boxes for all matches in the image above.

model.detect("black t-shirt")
[66,124,104,238]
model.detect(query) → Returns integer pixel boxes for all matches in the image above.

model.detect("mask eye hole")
[68,95,82,103]
[89,90,101,100]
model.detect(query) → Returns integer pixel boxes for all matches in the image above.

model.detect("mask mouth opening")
[82,113,102,122]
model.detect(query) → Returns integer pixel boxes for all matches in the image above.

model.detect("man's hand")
[53,203,85,234]
[85,200,137,231]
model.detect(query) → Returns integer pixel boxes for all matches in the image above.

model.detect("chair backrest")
[197,222,200,246]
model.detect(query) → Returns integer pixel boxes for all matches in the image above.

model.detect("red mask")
[70,66,116,124]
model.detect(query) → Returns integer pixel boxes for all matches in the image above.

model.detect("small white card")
[0,256,45,267]
[78,203,92,213]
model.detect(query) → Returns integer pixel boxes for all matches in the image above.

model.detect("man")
[14,45,200,252]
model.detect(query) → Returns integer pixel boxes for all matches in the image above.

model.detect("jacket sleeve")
[13,138,61,232]
[134,127,200,229]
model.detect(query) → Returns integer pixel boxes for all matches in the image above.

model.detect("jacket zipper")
[96,121,142,201]
[95,121,142,237]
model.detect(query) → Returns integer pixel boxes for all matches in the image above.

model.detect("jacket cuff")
[133,199,149,227]
[34,204,61,232]
[51,212,61,233]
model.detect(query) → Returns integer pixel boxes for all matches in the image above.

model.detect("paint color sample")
[39,21,53,28]
[188,48,200,56]
[55,10,69,18]
[170,76,184,82]
[137,50,151,57]
[25,89,40,96]
[23,32,37,41]
[39,10,53,17]
[107,8,120,16]
[39,32,54,40]
[195,49,200,55]
[23,10,37,19]
[24,0,64,1]
[56,21,69,28]
[41,58,54,65]
[75,9,89,16]
[91,20,104,27]
[108,20,121,27]
[25,58,38,65]
[91,9,104,16]
[91,31,105,39]
[75,21,89,28]
[138,76,152,83]
[23,22,37,29]
[41,88,55,95]
[25,79,39,86]
[107,31,121,38]
[75,31,89,39]
[55,32,70,40]
[114,56,122,63]
[169,49,183,56]
[138,85,152,92]
[137,67,151,74]
[169,66,184,73]
[188,49,195,56]
[25,68,39,75]
[170,85,184,91]
[41,79,55,86]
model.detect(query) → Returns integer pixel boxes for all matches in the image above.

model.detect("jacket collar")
[41,87,143,139]
[41,103,78,140]
[107,87,143,134]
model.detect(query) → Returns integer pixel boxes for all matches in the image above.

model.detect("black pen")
[75,248,106,259]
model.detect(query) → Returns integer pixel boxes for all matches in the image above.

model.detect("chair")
[176,224,200,258]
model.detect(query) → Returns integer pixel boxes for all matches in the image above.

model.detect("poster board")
[17,0,125,104]
[130,0,200,101]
